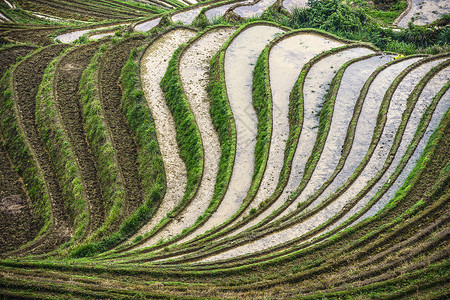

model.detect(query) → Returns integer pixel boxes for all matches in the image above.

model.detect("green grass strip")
[118,45,167,243]
[35,46,90,245]
[72,38,127,257]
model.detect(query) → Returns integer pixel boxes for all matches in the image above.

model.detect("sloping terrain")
[0,0,448,299]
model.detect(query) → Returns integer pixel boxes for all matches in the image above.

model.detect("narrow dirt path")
[130,29,197,247]
[141,27,237,246]
[54,43,105,235]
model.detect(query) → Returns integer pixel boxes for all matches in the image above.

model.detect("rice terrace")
[0,0,449,298]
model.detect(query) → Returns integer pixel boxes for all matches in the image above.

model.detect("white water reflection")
[176,25,286,244]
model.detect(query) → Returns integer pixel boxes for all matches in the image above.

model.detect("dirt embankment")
[55,42,106,234]
[11,44,72,255]
[98,36,146,221]
[0,44,39,252]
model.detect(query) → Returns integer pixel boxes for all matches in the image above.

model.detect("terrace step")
[126,28,197,246]
[50,42,106,235]
[179,57,450,265]
[175,23,288,245]
[134,26,237,248]
[2,44,72,256]
[229,45,377,237]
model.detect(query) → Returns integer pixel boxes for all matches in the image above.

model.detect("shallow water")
[398,0,450,27]
[32,13,62,22]
[230,47,375,236]
[225,33,344,235]
[134,17,161,32]
[129,29,197,249]
[142,28,236,245]
[361,66,449,218]
[315,59,448,235]
[55,25,119,43]
[276,54,392,218]
[172,6,206,24]
[282,0,309,14]
[200,57,447,262]
[176,25,286,244]
[89,32,114,40]
[305,55,407,208]
[233,0,277,18]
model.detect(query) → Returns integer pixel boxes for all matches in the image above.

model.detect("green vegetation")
[260,0,449,55]
[73,40,127,257]
[0,0,448,298]
[0,67,50,243]
[36,48,90,244]
[159,45,204,225]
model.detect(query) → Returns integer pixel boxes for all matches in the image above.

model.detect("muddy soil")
[130,29,197,247]
[55,43,105,234]
[0,44,39,252]
[17,0,130,21]
[142,27,237,246]
[0,45,37,76]
[0,140,40,253]
[98,36,146,222]
[10,44,72,255]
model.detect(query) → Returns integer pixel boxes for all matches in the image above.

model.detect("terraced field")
[0,0,449,298]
